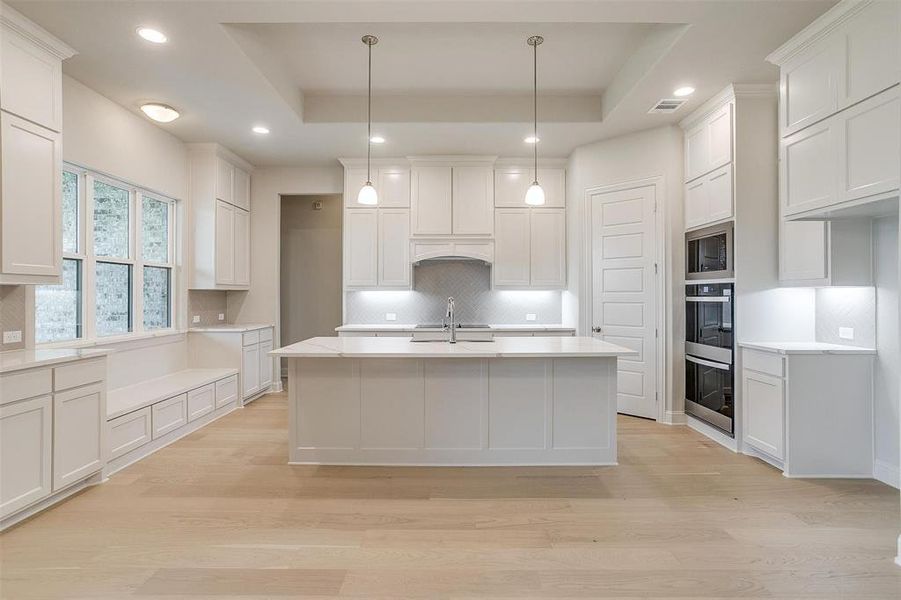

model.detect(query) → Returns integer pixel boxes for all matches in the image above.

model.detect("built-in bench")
[105,368,239,475]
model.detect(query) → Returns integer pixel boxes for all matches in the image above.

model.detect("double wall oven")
[685,223,735,436]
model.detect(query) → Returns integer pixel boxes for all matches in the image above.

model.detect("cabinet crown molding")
[765,0,875,66]
[680,85,735,130]
[340,156,569,169]
[0,2,76,59]
[187,143,255,173]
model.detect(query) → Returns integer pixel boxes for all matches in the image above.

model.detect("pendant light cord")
[367,39,372,185]
[532,39,538,184]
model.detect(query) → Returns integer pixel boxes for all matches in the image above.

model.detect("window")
[35,166,177,344]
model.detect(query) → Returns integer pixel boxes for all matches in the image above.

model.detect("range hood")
[411,239,494,265]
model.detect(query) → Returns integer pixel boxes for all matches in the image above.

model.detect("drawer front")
[242,330,260,346]
[259,327,273,343]
[215,375,238,408]
[742,349,784,378]
[0,368,52,405]
[55,358,105,391]
[187,384,215,422]
[151,394,187,439]
[109,407,152,460]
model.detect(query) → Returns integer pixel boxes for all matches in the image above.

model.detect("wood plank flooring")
[1,391,899,598]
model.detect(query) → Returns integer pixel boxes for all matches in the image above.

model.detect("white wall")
[873,216,899,488]
[565,125,684,422]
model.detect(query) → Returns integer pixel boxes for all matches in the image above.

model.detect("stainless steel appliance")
[685,282,734,435]
[686,223,733,281]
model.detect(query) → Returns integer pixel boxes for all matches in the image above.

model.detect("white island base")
[273,336,634,466]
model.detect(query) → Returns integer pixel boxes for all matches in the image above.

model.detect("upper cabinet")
[411,166,453,234]
[494,208,566,289]
[684,102,733,183]
[769,0,900,219]
[343,165,411,208]
[410,159,494,236]
[0,6,75,285]
[188,144,254,290]
[494,166,566,208]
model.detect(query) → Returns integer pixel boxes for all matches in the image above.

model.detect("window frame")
[37,164,178,347]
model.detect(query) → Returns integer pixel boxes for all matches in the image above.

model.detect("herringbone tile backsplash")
[815,287,876,348]
[345,261,563,325]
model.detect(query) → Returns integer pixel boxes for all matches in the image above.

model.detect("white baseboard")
[686,415,738,452]
[662,410,687,425]
[873,459,901,489]
[743,443,784,470]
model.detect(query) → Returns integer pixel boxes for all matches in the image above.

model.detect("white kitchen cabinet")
[494,166,566,208]
[242,344,261,398]
[780,118,837,216]
[188,144,254,290]
[0,111,62,284]
[779,220,828,282]
[258,339,274,391]
[344,209,379,288]
[0,396,52,519]
[494,208,565,289]
[108,407,152,460]
[151,394,188,439]
[189,326,275,404]
[186,384,216,422]
[411,166,453,235]
[452,166,494,235]
[378,209,411,287]
[52,383,104,491]
[780,218,873,286]
[684,102,733,182]
[684,163,733,230]
[344,166,411,208]
[743,370,784,460]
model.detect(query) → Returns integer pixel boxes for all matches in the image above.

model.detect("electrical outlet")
[218,313,225,321]
[839,327,854,340]
[386,313,397,321]
[3,330,22,344]
[192,315,201,324]
[526,313,537,321]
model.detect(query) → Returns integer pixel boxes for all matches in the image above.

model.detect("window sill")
[38,329,186,351]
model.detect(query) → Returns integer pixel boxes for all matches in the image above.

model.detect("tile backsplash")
[345,261,563,325]
[0,285,27,351]
[188,290,229,326]
[815,287,876,348]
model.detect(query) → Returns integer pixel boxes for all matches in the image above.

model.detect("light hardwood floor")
[1,391,899,598]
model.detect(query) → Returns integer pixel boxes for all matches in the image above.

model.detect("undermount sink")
[411,324,493,342]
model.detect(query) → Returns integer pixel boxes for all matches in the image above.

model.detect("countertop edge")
[738,341,877,355]
[0,348,114,374]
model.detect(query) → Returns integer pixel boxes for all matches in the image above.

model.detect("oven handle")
[685,355,731,371]
[686,297,731,303]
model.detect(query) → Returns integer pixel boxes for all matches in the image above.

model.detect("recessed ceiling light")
[136,27,167,44]
[140,103,179,123]
[369,135,386,144]
[252,125,270,135]
[673,86,695,97]
[524,136,540,144]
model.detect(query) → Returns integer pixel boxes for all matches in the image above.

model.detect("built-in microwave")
[686,223,733,280]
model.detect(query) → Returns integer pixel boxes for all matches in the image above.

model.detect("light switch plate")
[526,313,537,321]
[386,313,397,321]
[218,313,225,321]
[192,315,201,324]
[3,330,22,344]
[839,327,854,340]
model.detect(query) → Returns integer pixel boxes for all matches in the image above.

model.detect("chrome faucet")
[444,297,456,344]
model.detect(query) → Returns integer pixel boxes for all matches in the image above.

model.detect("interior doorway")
[586,182,662,420]
[279,195,343,359]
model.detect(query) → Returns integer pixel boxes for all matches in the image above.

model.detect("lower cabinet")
[53,383,105,491]
[242,343,261,398]
[109,407,152,461]
[187,383,215,422]
[188,326,275,404]
[0,395,52,519]
[742,370,784,460]
[151,394,187,439]
[259,339,274,391]
[215,375,239,409]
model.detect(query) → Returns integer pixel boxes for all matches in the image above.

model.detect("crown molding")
[766,0,873,66]
[679,85,735,130]
[0,1,76,59]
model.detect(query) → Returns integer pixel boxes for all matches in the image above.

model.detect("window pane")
[142,196,169,263]
[62,171,78,253]
[35,259,82,343]
[143,266,171,330]
[95,262,132,336]
[93,180,130,258]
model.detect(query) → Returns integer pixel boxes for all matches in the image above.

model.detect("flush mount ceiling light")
[673,86,695,97]
[524,35,546,206]
[252,125,270,134]
[140,103,179,123]
[136,27,167,44]
[357,34,379,206]
[524,136,540,144]
[369,135,386,144]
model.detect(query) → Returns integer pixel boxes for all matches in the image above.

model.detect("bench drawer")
[242,330,260,346]
[187,384,215,422]
[259,327,273,343]
[151,394,187,439]
[215,375,238,408]
[742,349,784,378]
[109,407,152,460]
[55,358,105,391]
[0,368,51,405]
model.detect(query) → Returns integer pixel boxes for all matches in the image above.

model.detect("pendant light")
[525,35,546,206]
[357,34,379,206]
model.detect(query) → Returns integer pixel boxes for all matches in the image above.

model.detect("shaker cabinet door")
[215,201,236,285]
[53,383,104,491]
[411,166,452,235]
[0,396,52,519]
[378,209,411,287]
[344,209,379,287]
[493,209,531,287]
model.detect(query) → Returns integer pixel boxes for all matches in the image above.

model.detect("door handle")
[592,326,602,333]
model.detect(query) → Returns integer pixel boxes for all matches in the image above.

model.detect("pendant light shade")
[358,34,379,205]
[525,35,545,206]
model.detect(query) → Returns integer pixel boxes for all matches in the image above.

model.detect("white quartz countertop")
[334,324,576,332]
[188,323,273,333]
[272,336,635,359]
[0,348,113,374]
[739,341,877,355]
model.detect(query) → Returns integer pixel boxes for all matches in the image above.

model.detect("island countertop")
[271,335,636,359]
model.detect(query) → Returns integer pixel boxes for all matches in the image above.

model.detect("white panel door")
[242,344,261,399]
[537,168,566,208]
[0,395,52,518]
[343,167,370,208]
[780,41,838,135]
[233,208,250,286]
[53,383,104,490]
[838,88,900,203]
[839,0,900,109]
[214,200,235,285]
[706,103,733,172]
[743,370,785,460]
[684,122,709,182]
[530,208,565,288]
[590,186,658,419]
[452,166,494,235]
[494,167,532,207]
[781,119,837,216]
[411,166,452,235]
[258,339,274,391]
[780,220,828,282]
[378,209,411,287]
[493,209,531,287]
[1,112,61,278]
[343,209,378,287]
[232,167,250,210]
[215,157,234,205]
[684,178,707,230]
[0,28,62,131]
[377,168,411,208]
[705,164,734,224]
[187,384,216,422]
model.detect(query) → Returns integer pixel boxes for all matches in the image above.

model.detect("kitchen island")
[271,336,635,466]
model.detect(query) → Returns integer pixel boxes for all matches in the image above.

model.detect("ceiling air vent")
[648,98,687,114]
